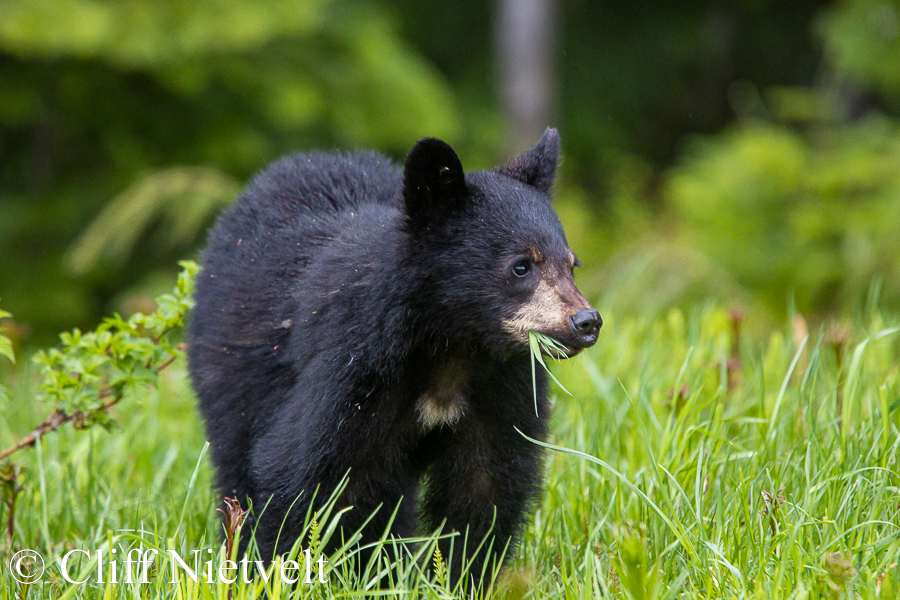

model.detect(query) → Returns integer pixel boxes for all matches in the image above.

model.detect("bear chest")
[415,361,469,430]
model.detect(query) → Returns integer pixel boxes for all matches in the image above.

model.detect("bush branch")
[0,344,184,461]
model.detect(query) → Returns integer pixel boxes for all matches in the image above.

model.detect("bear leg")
[419,419,546,589]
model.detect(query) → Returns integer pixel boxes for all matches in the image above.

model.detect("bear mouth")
[540,344,581,359]
[529,331,587,360]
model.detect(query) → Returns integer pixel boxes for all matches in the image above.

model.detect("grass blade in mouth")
[528,331,573,416]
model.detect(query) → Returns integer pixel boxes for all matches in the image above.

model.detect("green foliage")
[819,0,900,102]
[0,303,13,407]
[666,111,900,316]
[27,260,196,435]
[0,0,459,341]
[615,526,662,600]
[5,0,900,336]
[432,545,448,588]
[0,305,13,366]
[66,167,241,274]
[0,0,324,64]
[0,0,457,148]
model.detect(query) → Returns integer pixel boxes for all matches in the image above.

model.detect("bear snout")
[569,309,602,348]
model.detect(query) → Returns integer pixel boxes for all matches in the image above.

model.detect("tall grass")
[1,305,899,598]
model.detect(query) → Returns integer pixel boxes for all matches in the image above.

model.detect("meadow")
[1,283,899,599]
[4,1,900,597]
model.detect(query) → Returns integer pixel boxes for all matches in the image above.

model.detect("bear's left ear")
[497,127,560,194]
[402,137,468,230]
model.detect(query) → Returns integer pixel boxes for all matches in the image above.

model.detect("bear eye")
[512,259,530,278]
[570,256,581,277]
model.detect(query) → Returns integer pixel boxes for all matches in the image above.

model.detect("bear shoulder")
[241,150,402,218]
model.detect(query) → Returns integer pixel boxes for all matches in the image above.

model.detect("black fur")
[498,127,560,194]
[188,128,593,586]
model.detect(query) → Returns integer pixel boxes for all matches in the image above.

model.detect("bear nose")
[570,309,602,345]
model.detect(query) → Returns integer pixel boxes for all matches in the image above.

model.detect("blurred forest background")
[2,0,900,347]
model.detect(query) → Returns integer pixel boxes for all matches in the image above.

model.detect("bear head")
[401,128,601,357]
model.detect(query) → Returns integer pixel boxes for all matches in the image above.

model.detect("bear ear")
[402,137,468,230]
[497,127,560,194]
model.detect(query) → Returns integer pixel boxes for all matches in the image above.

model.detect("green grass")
[1,304,899,598]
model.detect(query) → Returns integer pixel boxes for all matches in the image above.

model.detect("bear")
[187,128,601,586]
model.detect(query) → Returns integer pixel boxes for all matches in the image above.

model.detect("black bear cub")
[188,128,601,585]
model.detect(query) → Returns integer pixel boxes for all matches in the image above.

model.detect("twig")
[144,327,177,368]
[1,464,22,545]
[0,347,183,461]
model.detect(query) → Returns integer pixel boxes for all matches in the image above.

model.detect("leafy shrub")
[0,261,197,461]
[666,112,900,316]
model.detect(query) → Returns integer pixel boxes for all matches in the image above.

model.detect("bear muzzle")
[569,308,602,348]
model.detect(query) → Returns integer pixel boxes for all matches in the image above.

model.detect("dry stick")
[1,465,21,545]
[726,307,743,392]
[0,348,183,461]
[5,492,14,544]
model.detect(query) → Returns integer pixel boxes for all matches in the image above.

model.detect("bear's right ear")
[497,127,560,194]
[402,137,468,230]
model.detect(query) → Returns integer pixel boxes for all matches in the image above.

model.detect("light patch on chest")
[416,362,468,430]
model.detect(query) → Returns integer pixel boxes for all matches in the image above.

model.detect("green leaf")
[0,334,15,364]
